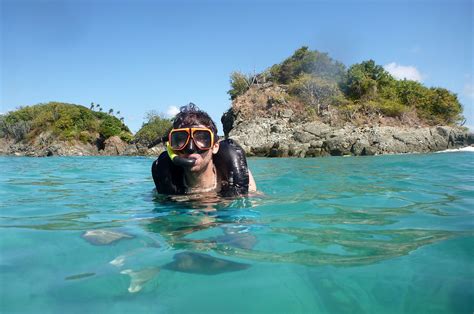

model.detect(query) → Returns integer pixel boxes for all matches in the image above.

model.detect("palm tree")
[108,108,114,115]
[90,102,95,110]
[116,111,121,115]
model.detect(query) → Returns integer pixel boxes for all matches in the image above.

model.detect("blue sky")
[1,0,473,132]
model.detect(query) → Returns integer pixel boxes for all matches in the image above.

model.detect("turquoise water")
[0,153,473,313]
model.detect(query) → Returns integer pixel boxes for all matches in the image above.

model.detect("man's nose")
[184,138,196,154]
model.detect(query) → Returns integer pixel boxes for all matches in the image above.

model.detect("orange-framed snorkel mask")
[168,127,215,151]
[166,127,216,168]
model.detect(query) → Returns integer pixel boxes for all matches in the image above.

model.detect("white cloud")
[409,45,421,54]
[464,83,474,99]
[384,62,423,82]
[166,105,180,117]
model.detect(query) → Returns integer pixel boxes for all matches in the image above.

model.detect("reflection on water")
[82,229,134,245]
[2,171,471,271]
[0,211,125,230]
[141,194,468,268]
[120,267,160,293]
[216,228,458,266]
[163,252,250,275]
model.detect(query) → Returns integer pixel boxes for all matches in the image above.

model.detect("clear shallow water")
[0,153,473,313]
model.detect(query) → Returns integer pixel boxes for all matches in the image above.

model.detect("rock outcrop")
[222,109,473,157]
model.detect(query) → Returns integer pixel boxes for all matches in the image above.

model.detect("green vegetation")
[228,72,256,100]
[0,102,132,143]
[228,47,464,126]
[342,60,462,123]
[134,111,172,146]
[344,60,396,101]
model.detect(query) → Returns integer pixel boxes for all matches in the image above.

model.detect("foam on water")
[436,146,474,153]
[0,154,473,313]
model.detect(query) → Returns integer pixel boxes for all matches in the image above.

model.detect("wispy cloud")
[166,106,180,118]
[384,62,423,82]
[464,83,474,99]
[409,45,421,54]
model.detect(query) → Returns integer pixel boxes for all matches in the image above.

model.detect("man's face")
[175,124,219,173]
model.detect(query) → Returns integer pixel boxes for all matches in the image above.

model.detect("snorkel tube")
[166,142,196,168]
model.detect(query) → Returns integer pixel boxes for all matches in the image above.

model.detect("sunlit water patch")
[0,154,473,313]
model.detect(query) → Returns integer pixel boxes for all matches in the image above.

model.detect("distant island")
[1,47,472,157]
[0,102,171,156]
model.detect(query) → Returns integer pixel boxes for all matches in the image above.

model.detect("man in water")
[152,103,256,195]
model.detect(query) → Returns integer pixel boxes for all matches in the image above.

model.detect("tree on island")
[134,111,172,147]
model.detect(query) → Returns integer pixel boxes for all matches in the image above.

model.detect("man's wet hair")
[172,103,218,137]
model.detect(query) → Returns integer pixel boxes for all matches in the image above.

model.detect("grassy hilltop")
[0,102,133,144]
[227,47,464,127]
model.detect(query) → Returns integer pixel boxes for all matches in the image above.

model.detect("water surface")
[0,153,473,313]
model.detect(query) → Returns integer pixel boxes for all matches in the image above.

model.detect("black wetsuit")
[152,139,249,197]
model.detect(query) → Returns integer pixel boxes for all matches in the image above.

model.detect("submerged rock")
[81,229,133,245]
[213,232,257,250]
[163,252,250,275]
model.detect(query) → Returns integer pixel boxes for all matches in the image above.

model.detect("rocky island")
[222,47,473,156]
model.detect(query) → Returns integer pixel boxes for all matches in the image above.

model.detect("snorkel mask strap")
[166,142,196,168]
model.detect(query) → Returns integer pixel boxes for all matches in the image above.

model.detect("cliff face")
[222,99,473,157]
[225,116,472,157]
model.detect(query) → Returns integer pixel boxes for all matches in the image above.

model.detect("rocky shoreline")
[0,136,164,157]
[1,117,473,158]
[222,111,474,157]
